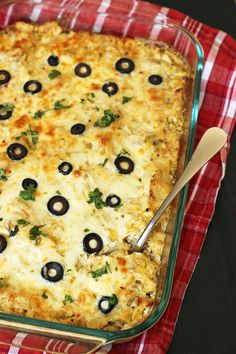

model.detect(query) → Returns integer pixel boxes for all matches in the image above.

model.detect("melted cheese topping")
[0,22,191,330]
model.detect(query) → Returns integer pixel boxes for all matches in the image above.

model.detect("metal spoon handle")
[135,127,227,250]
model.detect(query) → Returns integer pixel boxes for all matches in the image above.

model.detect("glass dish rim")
[0,0,204,344]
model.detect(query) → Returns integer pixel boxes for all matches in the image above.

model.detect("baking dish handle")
[0,324,107,354]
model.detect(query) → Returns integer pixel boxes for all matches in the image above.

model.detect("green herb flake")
[54,99,72,111]
[48,69,61,80]
[56,190,62,195]
[87,188,107,209]
[80,98,86,104]
[19,184,36,201]
[89,262,112,280]
[117,149,130,157]
[33,110,49,119]
[63,294,74,305]
[0,168,8,181]
[122,96,133,104]
[0,218,3,222]
[42,292,48,299]
[108,294,118,306]
[29,225,47,243]
[83,228,90,233]
[17,219,30,226]
[99,158,108,167]
[94,110,118,128]
[16,126,39,148]
[0,103,15,114]
[9,225,19,237]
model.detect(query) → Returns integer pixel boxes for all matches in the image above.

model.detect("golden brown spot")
[14,115,28,128]
[96,134,112,145]
[13,38,28,48]
[0,140,7,147]
[46,126,55,137]
[148,88,165,101]
[91,83,99,90]
[118,257,126,266]
[74,169,81,177]
[120,267,127,273]
[78,292,87,305]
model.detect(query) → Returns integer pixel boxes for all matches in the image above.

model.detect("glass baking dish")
[0,0,204,352]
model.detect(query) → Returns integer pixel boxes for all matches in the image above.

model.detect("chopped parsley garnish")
[17,219,30,226]
[122,96,133,104]
[29,225,47,244]
[16,125,39,148]
[89,262,111,280]
[42,292,48,299]
[0,103,15,114]
[63,294,74,305]
[54,99,71,110]
[80,93,96,104]
[87,92,96,103]
[94,110,118,128]
[83,228,90,233]
[9,225,19,237]
[33,110,49,119]
[108,294,118,306]
[0,168,8,181]
[0,218,3,222]
[48,69,61,80]
[99,158,108,167]
[19,184,36,201]
[117,149,130,157]
[33,99,71,119]
[87,188,107,209]
[56,190,61,195]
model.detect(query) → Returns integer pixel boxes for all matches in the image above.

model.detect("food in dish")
[0,21,191,330]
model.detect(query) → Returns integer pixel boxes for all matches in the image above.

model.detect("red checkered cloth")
[0,0,235,353]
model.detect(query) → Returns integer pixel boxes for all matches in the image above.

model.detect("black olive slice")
[41,262,64,282]
[7,143,28,161]
[74,63,91,78]
[115,58,135,74]
[22,178,38,190]
[114,156,134,174]
[0,235,7,254]
[148,75,163,85]
[23,80,42,94]
[102,82,118,96]
[58,162,73,175]
[0,70,11,85]
[98,295,118,314]
[0,105,13,120]
[71,123,86,135]
[48,55,59,66]
[47,196,69,216]
[106,194,121,208]
[83,233,103,254]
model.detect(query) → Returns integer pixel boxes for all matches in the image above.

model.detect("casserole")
[0,1,203,353]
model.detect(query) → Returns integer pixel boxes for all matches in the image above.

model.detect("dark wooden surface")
[146,1,236,353]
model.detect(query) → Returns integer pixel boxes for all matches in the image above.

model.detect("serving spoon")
[129,127,227,254]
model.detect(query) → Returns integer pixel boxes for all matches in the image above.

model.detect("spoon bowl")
[129,127,227,254]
